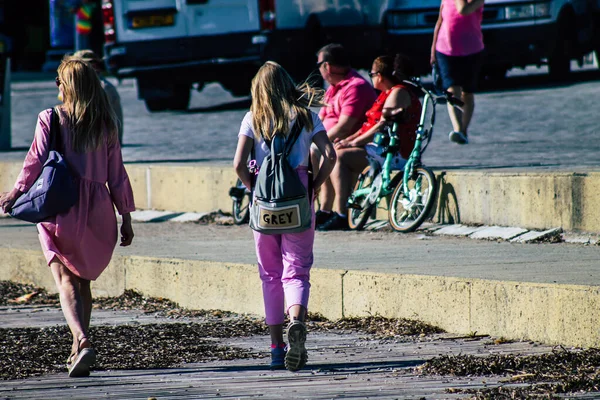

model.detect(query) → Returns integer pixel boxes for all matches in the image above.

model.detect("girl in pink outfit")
[431,0,485,145]
[0,57,135,378]
[233,61,336,371]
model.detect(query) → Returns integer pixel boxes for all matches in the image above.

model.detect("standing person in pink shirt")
[0,57,135,378]
[431,0,485,145]
[313,43,377,230]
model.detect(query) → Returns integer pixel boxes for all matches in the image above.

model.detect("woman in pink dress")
[0,57,135,377]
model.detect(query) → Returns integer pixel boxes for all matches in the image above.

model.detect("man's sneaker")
[449,131,468,145]
[317,212,349,231]
[315,210,332,227]
[285,320,308,372]
[270,344,286,370]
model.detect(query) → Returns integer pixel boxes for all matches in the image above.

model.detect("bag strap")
[260,120,304,154]
[283,120,304,156]
[49,107,63,153]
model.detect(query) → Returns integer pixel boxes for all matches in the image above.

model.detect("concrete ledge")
[3,162,600,232]
[2,248,599,348]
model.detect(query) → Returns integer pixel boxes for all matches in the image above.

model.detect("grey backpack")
[249,121,312,234]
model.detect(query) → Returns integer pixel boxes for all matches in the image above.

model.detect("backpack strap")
[260,120,304,152]
[283,120,304,156]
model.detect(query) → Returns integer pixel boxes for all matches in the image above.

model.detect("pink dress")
[15,108,135,281]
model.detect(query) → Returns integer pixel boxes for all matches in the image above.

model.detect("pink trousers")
[252,168,315,326]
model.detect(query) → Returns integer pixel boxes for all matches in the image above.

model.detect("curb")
[1,248,599,348]
[4,162,600,233]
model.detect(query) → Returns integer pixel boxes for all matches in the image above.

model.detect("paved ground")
[0,217,598,287]
[2,66,600,399]
[0,305,567,400]
[4,65,600,171]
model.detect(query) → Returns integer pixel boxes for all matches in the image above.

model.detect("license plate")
[131,14,175,29]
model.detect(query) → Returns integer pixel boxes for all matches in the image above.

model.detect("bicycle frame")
[401,87,436,197]
[399,78,463,198]
[349,125,398,207]
[348,78,461,210]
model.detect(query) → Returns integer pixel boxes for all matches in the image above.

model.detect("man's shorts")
[435,50,483,93]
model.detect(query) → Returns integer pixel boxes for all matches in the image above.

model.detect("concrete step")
[3,161,599,233]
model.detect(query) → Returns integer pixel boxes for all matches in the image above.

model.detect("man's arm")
[326,114,361,142]
[454,0,484,15]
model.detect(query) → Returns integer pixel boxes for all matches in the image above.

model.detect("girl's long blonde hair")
[57,56,118,152]
[250,61,325,141]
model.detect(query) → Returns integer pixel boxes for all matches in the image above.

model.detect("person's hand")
[334,139,351,150]
[430,50,436,66]
[120,215,134,246]
[313,184,321,199]
[0,189,22,214]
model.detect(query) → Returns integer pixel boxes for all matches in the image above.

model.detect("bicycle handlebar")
[403,77,464,108]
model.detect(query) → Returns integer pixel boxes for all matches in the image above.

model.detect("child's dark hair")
[373,53,415,84]
[393,53,415,82]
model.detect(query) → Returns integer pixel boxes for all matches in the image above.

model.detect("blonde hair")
[250,61,325,142]
[57,56,118,153]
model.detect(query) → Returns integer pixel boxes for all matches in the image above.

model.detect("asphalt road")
[4,64,600,171]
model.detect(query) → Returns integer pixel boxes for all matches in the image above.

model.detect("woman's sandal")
[67,336,96,378]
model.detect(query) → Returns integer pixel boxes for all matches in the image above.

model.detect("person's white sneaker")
[449,131,469,145]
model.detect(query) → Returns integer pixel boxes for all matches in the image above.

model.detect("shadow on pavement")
[0,147,30,152]
[197,359,425,374]
[478,69,600,93]
[188,98,251,114]
[436,173,460,225]
[0,224,33,229]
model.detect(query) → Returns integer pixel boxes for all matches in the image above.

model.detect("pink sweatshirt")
[436,0,484,57]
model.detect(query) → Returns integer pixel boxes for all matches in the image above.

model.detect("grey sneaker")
[285,320,308,372]
[449,131,469,145]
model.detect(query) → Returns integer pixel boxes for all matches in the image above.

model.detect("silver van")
[101,0,382,112]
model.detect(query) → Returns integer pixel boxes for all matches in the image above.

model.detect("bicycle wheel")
[347,166,376,231]
[231,179,251,225]
[388,167,437,233]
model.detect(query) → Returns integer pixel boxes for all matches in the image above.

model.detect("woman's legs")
[447,85,464,133]
[461,91,475,134]
[330,147,369,215]
[49,258,92,356]
[79,279,92,332]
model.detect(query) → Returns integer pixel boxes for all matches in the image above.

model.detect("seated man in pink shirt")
[313,44,377,230]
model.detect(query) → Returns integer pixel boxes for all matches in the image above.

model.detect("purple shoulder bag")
[9,108,79,223]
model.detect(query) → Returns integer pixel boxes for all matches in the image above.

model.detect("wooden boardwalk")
[0,306,595,399]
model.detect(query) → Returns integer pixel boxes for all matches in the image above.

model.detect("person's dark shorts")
[435,50,483,93]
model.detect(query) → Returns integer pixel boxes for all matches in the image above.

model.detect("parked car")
[101,0,381,112]
[383,0,600,80]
